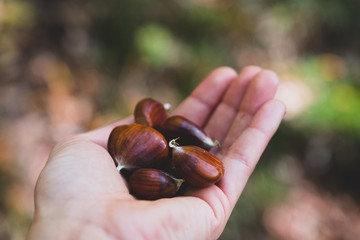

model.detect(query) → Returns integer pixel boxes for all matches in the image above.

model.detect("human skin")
[27,66,286,240]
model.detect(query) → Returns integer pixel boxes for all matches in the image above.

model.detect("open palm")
[27,66,285,240]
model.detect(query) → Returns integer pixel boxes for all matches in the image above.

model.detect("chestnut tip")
[163,102,171,111]
[169,138,181,148]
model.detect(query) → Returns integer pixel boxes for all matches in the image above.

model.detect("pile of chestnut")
[107,98,224,200]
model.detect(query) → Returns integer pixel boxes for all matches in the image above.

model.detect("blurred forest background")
[1,0,360,239]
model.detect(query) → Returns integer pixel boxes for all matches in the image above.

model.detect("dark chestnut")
[128,168,183,200]
[159,115,220,150]
[169,139,224,187]
[107,124,169,170]
[134,98,168,128]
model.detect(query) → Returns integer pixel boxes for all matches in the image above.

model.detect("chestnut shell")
[107,124,169,169]
[159,115,218,150]
[171,144,224,187]
[134,98,168,128]
[128,168,183,200]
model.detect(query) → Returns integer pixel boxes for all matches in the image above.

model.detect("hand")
[27,66,286,240]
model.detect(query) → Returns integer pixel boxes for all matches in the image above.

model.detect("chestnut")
[108,98,226,200]
[159,115,220,150]
[107,124,169,171]
[134,98,168,128]
[169,139,224,187]
[128,168,184,200]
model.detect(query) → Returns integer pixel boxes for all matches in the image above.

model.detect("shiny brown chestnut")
[159,115,220,150]
[128,168,184,200]
[107,124,169,171]
[134,98,168,128]
[169,139,224,187]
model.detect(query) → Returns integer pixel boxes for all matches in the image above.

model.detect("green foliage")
[291,56,360,135]
[303,82,360,134]
[1,0,35,29]
[135,23,181,68]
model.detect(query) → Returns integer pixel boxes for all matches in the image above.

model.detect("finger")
[81,116,134,148]
[222,70,279,150]
[173,67,237,127]
[218,99,286,207]
[204,66,262,143]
